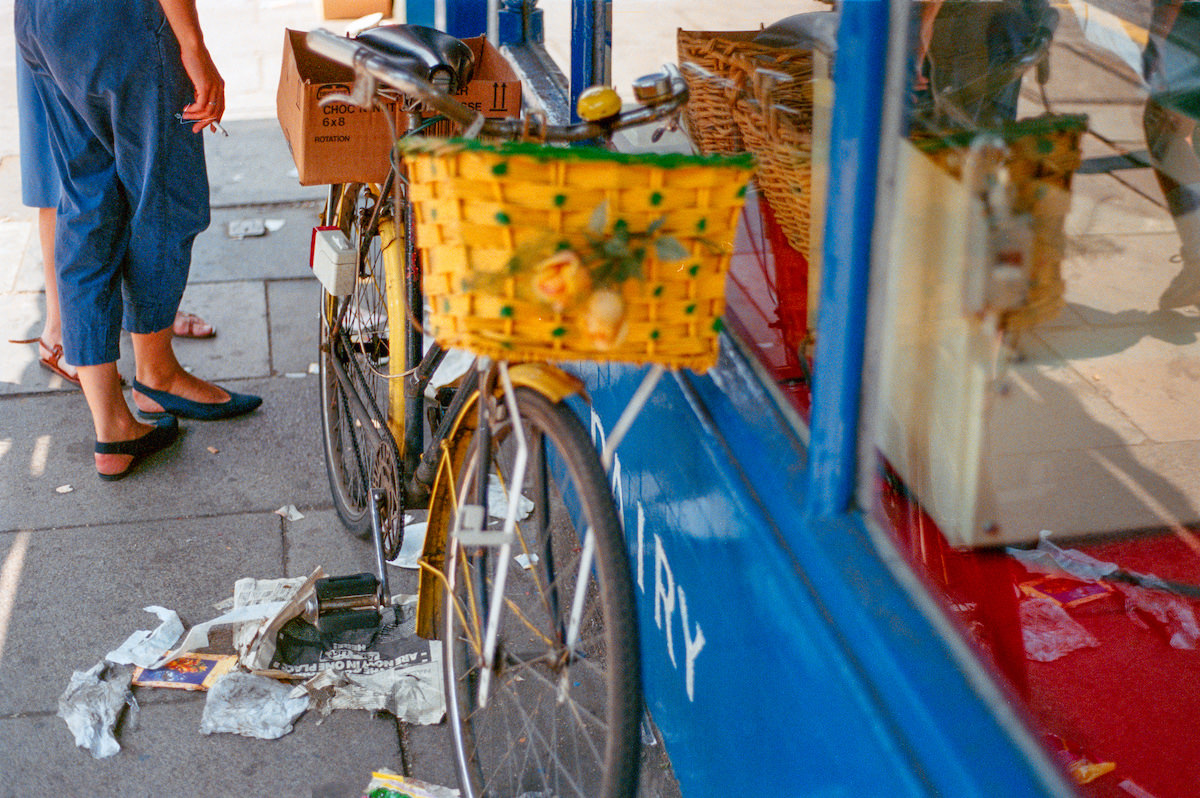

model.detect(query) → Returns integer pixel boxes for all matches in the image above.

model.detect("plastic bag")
[1019,597,1099,662]
[199,671,308,739]
[57,662,135,758]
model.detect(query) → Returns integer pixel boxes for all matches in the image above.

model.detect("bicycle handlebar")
[305,28,689,143]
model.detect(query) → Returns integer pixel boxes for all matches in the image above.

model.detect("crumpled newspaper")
[199,671,308,739]
[291,647,445,725]
[106,606,184,668]
[57,662,136,758]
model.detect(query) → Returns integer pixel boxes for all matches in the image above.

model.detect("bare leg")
[130,326,230,413]
[80,362,151,477]
[36,208,76,377]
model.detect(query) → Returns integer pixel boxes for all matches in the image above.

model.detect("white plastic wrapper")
[1117,583,1200,650]
[1008,530,1118,582]
[57,662,135,758]
[199,671,308,739]
[1019,598,1099,662]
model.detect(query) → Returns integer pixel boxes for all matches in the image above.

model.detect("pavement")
[0,0,724,793]
[0,2,616,797]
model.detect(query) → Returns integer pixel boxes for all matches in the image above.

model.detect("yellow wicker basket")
[400,138,755,372]
[912,114,1087,332]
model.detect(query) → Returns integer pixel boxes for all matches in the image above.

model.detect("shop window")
[861,2,1200,796]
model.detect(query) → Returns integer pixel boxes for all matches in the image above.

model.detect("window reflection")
[865,2,1200,796]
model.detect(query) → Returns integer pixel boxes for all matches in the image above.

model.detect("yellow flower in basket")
[531,249,592,312]
[583,289,629,350]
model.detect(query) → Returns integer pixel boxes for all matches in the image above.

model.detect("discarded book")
[132,653,237,691]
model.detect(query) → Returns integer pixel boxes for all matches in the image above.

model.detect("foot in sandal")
[173,311,216,339]
[8,336,79,386]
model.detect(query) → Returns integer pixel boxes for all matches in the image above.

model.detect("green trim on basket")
[912,114,1089,154]
[398,136,756,170]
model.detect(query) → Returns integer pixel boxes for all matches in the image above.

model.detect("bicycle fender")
[506,362,587,403]
[414,363,586,639]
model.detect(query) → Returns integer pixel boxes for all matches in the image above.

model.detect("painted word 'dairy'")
[591,407,706,702]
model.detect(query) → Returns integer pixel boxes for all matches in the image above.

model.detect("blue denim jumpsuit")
[14,0,210,366]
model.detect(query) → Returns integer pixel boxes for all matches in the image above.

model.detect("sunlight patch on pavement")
[0,532,31,668]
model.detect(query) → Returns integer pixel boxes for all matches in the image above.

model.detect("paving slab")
[0,377,330,532]
[1065,172,1177,236]
[0,512,283,714]
[190,203,323,283]
[267,277,324,376]
[0,291,80,395]
[0,216,33,295]
[1061,231,1197,320]
[1040,323,1200,443]
[205,119,326,208]
[988,334,1149,455]
[282,507,384,583]
[0,700,403,798]
[107,280,273,385]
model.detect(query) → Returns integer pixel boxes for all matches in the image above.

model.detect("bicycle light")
[311,227,356,296]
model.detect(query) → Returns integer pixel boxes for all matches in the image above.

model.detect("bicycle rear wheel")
[318,181,404,551]
[432,383,641,798]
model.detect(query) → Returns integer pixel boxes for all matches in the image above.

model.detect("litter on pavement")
[57,567,446,756]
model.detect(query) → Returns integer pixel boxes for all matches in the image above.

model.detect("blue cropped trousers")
[15,0,210,366]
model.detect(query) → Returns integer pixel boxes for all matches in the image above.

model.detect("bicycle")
[306,24,752,798]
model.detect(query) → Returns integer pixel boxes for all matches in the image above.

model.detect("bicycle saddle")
[355,24,475,90]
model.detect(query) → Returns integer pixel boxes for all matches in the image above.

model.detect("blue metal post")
[405,0,435,28]
[444,0,489,38]
[804,0,890,519]
[569,0,611,119]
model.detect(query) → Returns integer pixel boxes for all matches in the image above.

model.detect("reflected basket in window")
[400,138,755,372]
[911,114,1087,332]
[731,49,816,259]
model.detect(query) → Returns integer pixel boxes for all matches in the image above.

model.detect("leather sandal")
[94,417,180,481]
[8,336,80,386]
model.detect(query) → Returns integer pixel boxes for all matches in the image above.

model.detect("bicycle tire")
[318,182,404,548]
[431,384,642,798]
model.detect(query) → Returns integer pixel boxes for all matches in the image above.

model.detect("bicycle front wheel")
[431,384,641,798]
[318,181,404,550]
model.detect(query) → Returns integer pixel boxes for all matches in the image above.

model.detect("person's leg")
[115,7,256,418]
[79,363,156,477]
[130,327,232,412]
[1144,99,1200,308]
[33,207,77,376]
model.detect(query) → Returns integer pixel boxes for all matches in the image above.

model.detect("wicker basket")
[732,50,816,257]
[677,29,817,158]
[677,29,762,155]
[400,138,755,372]
[912,114,1087,332]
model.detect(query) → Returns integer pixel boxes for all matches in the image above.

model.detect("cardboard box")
[320,0,392,20]
[277,29,522,186]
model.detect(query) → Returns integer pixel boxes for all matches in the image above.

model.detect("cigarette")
[174,113,230,136]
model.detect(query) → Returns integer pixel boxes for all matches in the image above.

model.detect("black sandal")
[94,417,180,481]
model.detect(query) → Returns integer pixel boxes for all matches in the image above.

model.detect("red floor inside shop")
[724,197,1200,798]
